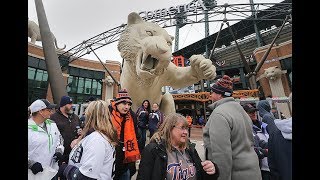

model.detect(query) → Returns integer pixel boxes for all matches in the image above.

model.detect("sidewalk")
[190,139,205,161]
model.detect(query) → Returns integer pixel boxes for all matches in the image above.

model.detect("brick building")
[253,39,292,97]
[28,42,121,106]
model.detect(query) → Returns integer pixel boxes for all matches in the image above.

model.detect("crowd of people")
[28,75,292,180]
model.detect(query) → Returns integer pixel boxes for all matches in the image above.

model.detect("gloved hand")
[53,152,63,162]
[254,147,265,159]
[30,162,43,174]
[53,152,64,166]
[57,163,68,178]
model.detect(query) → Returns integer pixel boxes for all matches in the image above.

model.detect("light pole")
[34,0,67,105]
[203,0,217,121]
[249,0,264,47]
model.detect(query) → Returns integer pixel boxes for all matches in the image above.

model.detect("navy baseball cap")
[60,96,73,107]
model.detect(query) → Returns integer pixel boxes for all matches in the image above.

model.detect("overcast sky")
[28,0,282,63]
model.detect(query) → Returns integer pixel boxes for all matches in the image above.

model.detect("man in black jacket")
[50,96,81,164]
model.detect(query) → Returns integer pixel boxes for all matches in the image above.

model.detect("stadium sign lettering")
[139,0,208,20]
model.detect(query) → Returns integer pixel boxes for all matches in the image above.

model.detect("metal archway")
[59,0,291,67]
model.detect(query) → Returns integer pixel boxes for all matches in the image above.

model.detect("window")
[28,67,36,80]
[77,77,85,94]
[28,67,49,105]
[40,73,48,88]
[67,75,102,104]
[67,76,78,93]
[35,70,44,81]
[38,70,48,88]
[29,69,48,89]
[97,80,102,95]
[91,79,98,95]
[84,79,92,94]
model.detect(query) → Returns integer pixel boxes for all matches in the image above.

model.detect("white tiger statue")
[117,12,217,115]
[28,19,66,50]
[256,66,287,81]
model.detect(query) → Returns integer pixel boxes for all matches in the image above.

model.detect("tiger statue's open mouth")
[135,38,172,77]
[138,53,160,74]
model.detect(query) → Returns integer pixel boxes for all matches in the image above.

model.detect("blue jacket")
[148,110,164,131]
[136,106,149,129]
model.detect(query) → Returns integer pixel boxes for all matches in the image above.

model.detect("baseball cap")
[29,99,56,113]
[60,95,73,107]
[242,104,258,113]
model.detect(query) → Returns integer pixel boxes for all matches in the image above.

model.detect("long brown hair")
[150,113,189,151]
[79,100,118,146]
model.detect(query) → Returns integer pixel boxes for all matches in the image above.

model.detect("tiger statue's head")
[118,12,174,79]
[264,66,283,80]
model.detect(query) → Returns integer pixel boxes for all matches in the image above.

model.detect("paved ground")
[189,126,205,161]
[131,126,205,179]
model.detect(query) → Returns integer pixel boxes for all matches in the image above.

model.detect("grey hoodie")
[274,118,292,140]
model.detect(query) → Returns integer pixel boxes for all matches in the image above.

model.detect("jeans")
[149,129,155,138]
[261,170,272,180]
[138,127,146,152]
[119,169,130,180]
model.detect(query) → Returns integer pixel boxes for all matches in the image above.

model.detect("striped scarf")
[110,102,140,163]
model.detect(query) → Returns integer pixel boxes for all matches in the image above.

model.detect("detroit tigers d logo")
[126,139,136,152]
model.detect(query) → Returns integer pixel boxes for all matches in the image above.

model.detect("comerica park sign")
[139,0,216,20]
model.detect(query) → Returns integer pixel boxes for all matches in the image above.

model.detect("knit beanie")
[115,88,132,105]
[211,75,233,97]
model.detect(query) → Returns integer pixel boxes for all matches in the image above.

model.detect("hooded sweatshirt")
[267,117,292,180]
[257,100,277,135]
[274,117,292,140]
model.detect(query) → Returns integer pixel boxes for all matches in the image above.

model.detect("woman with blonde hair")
[57,100,118,179]
[137,113,219,180]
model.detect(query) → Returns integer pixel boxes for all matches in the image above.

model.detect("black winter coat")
[50,109,80,163]
[268,129,292,180]
[137,140,219,180]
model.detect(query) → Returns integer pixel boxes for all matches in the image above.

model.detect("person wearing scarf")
[109,89,141,180]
